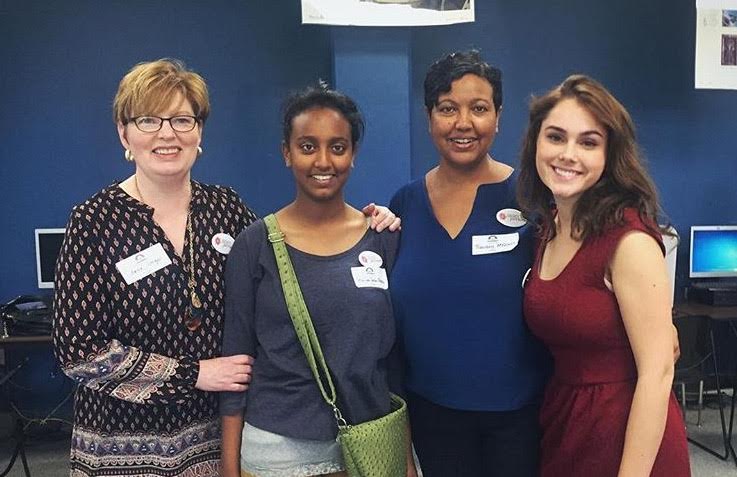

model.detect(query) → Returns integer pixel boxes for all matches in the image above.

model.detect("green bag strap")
[263,214,348,427]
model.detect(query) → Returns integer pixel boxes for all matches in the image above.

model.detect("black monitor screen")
[35,229,65,288]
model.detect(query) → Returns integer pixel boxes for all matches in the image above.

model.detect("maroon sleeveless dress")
[523,210,690,476]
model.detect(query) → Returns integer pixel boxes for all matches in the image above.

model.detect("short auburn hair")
[112,58,210,125]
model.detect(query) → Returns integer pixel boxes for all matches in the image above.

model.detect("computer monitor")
[35,228,66,289]
[689,225,737,278]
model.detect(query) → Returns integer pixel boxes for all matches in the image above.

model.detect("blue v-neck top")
[389,174,550,411]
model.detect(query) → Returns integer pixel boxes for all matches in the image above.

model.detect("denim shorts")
[241,422,345,477]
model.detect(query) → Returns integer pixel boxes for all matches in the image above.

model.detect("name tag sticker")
[496,208,527,228]
[472,233,520,256]
[116,243,172,285]
[351,266,389,289]
[211,232,235,254]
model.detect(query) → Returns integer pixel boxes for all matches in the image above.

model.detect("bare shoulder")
[613,231,663,263]
[611,231,667,286]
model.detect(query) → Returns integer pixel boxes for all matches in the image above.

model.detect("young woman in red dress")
[517,75,690,476]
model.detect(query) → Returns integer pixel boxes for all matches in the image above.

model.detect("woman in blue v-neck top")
[389,50,551,477]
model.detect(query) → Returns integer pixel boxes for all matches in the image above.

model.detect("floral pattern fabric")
[53,181,257,476]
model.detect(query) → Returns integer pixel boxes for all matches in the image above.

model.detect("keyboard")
[690,280,737,290]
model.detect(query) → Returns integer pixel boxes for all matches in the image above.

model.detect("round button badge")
[211,232,235,254]
[496,208,527,228]
[358,250,383,268]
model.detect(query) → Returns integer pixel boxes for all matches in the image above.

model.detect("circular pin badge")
[358,250,383,268]
[211,233,235,254]
[496,208,527,228]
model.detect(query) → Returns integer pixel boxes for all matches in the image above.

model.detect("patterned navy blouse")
[52,181,257,477]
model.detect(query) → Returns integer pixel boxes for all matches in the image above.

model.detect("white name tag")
[351,266,389,289]
[211,232,235,255]
[472,233,519,255]
[115,243,172,285]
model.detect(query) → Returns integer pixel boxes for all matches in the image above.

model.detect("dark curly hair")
[424,49,502,114]
[281,80,365,148]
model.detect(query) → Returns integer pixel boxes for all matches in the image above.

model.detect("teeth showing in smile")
[153,147,179,155]
[312,174,333,182]
[450,138,474,144]
[553,166,580,178]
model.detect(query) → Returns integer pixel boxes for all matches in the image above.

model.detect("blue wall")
[332,27,413,207]
[2,0,736,302]
[408,0,737,298]
[0,0,332,299]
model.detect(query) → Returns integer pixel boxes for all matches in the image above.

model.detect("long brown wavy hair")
[516,75,669,241]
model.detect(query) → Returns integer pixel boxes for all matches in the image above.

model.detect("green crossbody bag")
[264,214,408,477]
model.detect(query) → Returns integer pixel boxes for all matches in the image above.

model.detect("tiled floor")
[683,396,737,477]
[1,406,735,476]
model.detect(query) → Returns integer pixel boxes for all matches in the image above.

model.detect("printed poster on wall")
[301,0,474,27]
[695,0,737,89]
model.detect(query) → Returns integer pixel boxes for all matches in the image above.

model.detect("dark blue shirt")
[389,174,550,411]
[220,219,400,440]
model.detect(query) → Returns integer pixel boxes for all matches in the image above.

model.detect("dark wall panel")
[0,0,331,299]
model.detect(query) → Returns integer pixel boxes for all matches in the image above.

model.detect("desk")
[673,302,737,463]
[0,334,54,477]
[0,335,52,345]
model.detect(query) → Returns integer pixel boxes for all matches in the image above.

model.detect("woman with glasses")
[52,59,398,477]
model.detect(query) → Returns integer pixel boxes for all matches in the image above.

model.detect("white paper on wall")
[695,0,737,89]
[301,0,474,27]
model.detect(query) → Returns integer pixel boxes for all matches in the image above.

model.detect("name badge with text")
[351,266,389,289]
[472,233,519,256]
[116,243,172,285]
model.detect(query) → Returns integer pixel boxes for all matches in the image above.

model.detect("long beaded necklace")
[184,212,203,331]
[133,176,202,331]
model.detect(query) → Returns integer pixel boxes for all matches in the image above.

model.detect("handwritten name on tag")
[471,233,519,256]
[351,266,389,289]
[115,243,172,285]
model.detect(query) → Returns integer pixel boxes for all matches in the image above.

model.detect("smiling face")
[429,73,500,169]
[117,91,202,181]
[535,98,607,208]
[283,107,354,203]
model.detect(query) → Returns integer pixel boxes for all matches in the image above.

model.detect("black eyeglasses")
[128,115,200,133]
